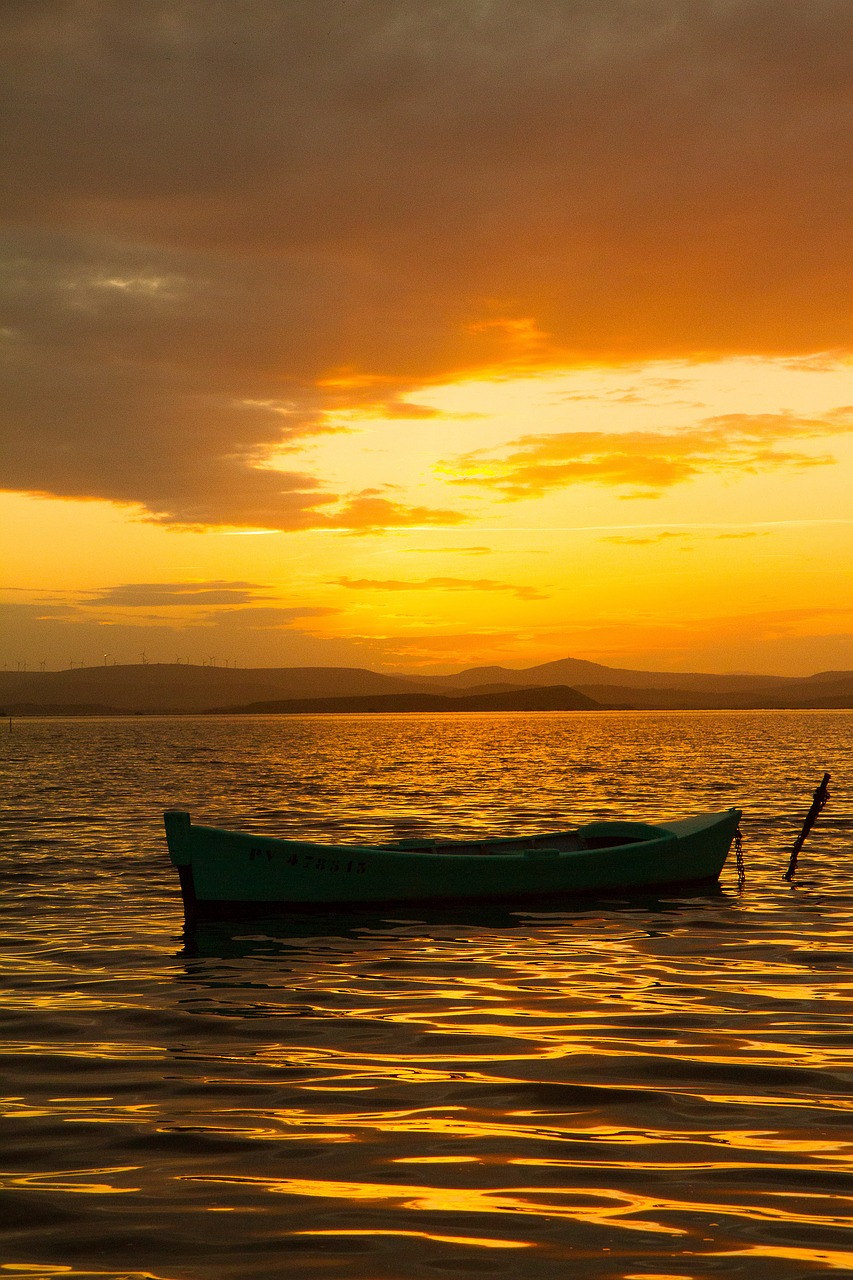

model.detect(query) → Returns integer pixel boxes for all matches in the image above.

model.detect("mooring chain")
[734,825,745,888]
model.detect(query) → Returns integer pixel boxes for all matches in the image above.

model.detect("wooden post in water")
[784,772,831,882]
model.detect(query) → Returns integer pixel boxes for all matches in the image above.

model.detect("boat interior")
[378,828,655,856]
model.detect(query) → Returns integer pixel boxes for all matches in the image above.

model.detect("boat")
[163,806,742,921]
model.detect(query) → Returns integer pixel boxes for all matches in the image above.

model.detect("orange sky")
[2,2,852,675]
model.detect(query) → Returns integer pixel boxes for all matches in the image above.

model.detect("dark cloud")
[21,580,341,626]
[2,585,341,643]
[0,598,347,670]
[79,580,274,607]
[2,1,851,527]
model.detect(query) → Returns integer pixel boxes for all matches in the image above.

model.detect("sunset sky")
[2,0,852,675]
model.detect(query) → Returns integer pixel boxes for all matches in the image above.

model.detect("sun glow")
[4,354,853,674]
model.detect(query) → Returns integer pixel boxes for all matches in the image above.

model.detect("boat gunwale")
[177,818,684,863]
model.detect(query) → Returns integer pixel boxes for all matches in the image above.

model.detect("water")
[1,710,852,1280]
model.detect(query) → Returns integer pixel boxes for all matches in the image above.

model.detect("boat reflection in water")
[178,881,734,960]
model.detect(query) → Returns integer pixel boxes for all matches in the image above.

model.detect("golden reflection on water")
[712,1246,853,1271]
[0,1168,140,1194]
[180,1173,688,1235]
[294,1228,530,1249]
[700,1091,853,1113]
[2,711,852,1278]
[1,1270,182,1280]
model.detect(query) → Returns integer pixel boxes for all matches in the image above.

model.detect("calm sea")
[1,711,852,1280]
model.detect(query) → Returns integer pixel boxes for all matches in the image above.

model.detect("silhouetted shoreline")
[2,658,852,715]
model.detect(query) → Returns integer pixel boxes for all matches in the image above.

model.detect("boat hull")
[163,808,741,921]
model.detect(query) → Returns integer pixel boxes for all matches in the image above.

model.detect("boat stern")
[163,809,198,922]
[164,809,192,865]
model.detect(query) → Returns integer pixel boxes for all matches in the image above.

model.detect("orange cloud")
[601,532,691,546]
[715,530,769,540]
[600,529,769,545]
[402,546,493,556]
[442,408,853,499]
[360,602,853,671]
[313,495,467,534]
[333,577,546,601]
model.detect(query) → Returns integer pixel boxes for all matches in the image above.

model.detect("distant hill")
[1,702,120,716]
[1,658,851,714]
[212,685,604,715]
[0,663,440,713]
[441,659,853,708]
[576,681,853,710]
[441,656,797,693]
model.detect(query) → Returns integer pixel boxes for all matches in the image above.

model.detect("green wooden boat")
[163,806,742,921]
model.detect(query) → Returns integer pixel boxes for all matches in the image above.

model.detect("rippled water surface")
[2,711,852,1280]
